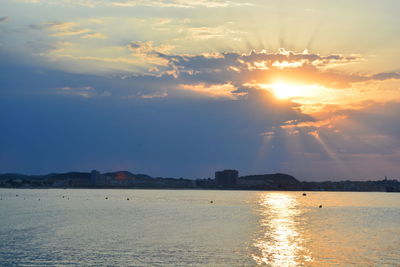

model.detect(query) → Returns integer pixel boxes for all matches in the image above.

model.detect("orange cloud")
[179,83,245,99]
[281,115,347,129]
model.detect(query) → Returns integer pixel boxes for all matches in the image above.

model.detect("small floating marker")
[105,197,108,200]
[127,198,130,200]
[210,200,214,203]
[302,193,307,196]
[38,198,40,201]
[319,205,322,208]
[62,196,65,198]
[16,194,19,197]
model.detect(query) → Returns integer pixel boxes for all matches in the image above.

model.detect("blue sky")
[1,0,400,180]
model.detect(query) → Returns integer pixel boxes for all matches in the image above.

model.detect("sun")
[256,81,335,113]
[261,82,319,100]
[271,82,300,99]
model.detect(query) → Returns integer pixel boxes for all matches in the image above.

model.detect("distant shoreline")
[1,170,399,192]
[0,186,398,193]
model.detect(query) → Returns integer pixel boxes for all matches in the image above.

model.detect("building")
[90,170,107,187]
[215,169,238,188]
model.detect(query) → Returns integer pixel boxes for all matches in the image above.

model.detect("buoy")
[105,197,108,200]
[302,193,307,196]
[319,205,322,208]
[127,198,129,200]
[210,201,214,203]
[16,194,19,197]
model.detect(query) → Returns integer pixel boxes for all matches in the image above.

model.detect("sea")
[0,189,399,266]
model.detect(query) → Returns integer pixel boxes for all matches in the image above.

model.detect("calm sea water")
[0,189,399,266]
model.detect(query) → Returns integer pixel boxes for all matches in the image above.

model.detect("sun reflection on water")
[252,193,312,266]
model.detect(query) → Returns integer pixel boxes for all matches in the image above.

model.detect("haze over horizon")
[1,0,400,181]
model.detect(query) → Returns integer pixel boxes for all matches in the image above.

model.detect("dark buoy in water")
[62,196,65,198]
[319,205,322,208]
[127,198,130,200]
[302,193,307,196]
[210,200,214,203]
[38,198,40,201]
[16,194,19,197]
[105,197,108,200]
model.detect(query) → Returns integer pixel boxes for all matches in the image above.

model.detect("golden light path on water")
[252,193,312,266]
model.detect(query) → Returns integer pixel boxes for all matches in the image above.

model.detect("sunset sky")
[1,0,400,180]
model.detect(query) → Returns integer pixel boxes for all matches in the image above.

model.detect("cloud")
[56,86,111,98]
[80,32,107,39]
[77,47,395,111]
[113,0,252,8]
[127,41,172,67]
[30,21,106,39]
[30,22,89,36]
[16,0,42,2]
[0,17,9,23]
[154,48,359,74]
[127,41,173,55]
[49,22,90,36]
[178,83,245,99]
[2,56,400,180]
[17,0,252,8]
[140,91,168,99]
[281,115,347,131]
[275,101,400,157]
[144,49,400,91]
[17,38,400,113]
[371,72,400,80]
[181,24,244,40]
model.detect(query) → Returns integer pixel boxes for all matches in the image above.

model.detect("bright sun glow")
[255,82,338,113]
[269,82,316,99]
[257,82,330,102]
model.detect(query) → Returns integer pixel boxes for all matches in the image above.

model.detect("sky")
[1,0,400,180]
